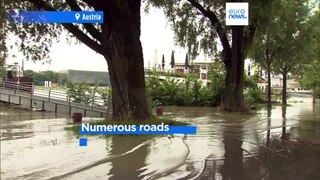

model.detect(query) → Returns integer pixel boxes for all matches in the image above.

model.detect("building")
[244,59,309,92]
[174,62,211,79]
[174,61,212,87]
[58,70,110,86]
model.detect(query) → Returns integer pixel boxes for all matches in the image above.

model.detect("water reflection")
[244,102,320,180]
[109,136,150,180]
[220,115,245,180]
[1,99,320,179]
[266,108,271,147]
[281,106,287,140]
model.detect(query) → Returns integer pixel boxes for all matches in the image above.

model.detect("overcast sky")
[6,7,205,72]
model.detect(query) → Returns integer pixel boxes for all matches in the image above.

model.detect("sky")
[5,1,318,72]
[6,7,204,72]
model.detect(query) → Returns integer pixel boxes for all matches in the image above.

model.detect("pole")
[18,65,20,84]
[48,88,51,102]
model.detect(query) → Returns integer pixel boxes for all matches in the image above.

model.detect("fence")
[1,81,112,113]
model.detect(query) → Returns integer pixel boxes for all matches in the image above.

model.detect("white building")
[244,59,308,92]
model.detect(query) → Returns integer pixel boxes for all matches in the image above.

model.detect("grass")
[65,116,189,137]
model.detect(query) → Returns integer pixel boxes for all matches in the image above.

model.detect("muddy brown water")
[1,97,319,180]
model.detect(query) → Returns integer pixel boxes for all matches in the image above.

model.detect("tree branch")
[65,0,103,43]
[82,0,101,9]
[27,0,104,55]
[270,42,284,61]
[186,0,231,65]
[286,65,291,72]
[243,19,257,57]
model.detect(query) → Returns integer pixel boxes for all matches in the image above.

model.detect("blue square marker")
[79,138,87,146]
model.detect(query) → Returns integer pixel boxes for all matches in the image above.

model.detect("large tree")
[149,0,270,111]
[248,0,280,108]
[272,1,314,106]
[301,59,320,102]
[250,0,315,106]
[3,0,150,120]
[300,12,320,102]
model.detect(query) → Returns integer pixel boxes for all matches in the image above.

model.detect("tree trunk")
[105,55,130,120]
[266,108,271,147]
[267,56,272,108]
[102,1,150,120]
[222,122,244,179]
[282,66,287,105]
[220,26,246,111]
[281,105,287,140]
[126,1,150,120]
[266,46,272,109]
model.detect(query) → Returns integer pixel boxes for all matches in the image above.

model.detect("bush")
[65,81,98,105]
[97,87,112,107]
[207,68,225,106]
[245,87,265,105]
[146,68,225,106]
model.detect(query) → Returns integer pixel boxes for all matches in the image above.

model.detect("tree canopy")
[148,0,271,110]
[301,59,320,98]
[3,1,151,120]
[249,0,317,105]
[147,0,269,60]
[3,1,101,62]
[299,11,320,98]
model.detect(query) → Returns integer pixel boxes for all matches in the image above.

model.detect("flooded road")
[1,97,320,180]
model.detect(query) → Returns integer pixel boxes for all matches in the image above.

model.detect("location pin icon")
[75,13,80,20]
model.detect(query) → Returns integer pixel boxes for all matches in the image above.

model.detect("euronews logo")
[226,2,249,26]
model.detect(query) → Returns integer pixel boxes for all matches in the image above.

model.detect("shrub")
[146,69,226,107]
[65,81,98,105]
[97,87,112,107]
[245,87,265,105]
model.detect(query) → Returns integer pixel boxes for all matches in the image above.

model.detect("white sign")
[226,2,249,26]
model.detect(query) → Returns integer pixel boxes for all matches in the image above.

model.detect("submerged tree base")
[219,105,251,113]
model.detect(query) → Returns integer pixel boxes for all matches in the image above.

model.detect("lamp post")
[13,62,20,84]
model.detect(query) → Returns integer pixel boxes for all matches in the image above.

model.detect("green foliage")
[244,75,258,89]
[97,87,112,107]
[245,87,265,106]
[56,72,68,85]
[146,64,225,106]
[0,2,7,67]
[206,63,225,105]
[65,81,112,107]
[297,13,319,99]
[65,81,96,105]
[0,66,6,81]
[244,75,265,105]
[300,60,320,98]
[149,76,184,106]
[24,69,58,85]
[3,1,67,62]
[147,0,270,60]
[248,0,314,105]
[250,0,314,75]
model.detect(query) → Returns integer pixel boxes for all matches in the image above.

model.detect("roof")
[67,70,110,85]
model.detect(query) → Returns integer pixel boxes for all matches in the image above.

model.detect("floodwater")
[1,97,319,180]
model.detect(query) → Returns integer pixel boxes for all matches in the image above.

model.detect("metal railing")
[1,81,112,112]
[1,81,34,95]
